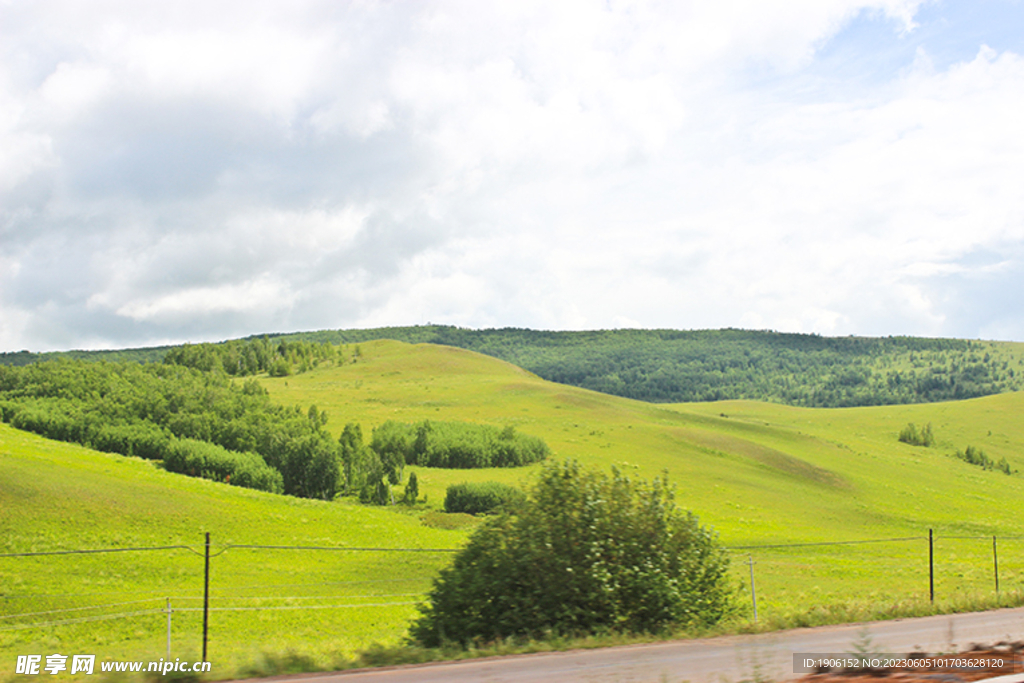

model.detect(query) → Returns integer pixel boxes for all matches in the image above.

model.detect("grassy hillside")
[0,423,469,678]
[260,340,1024,616]
[5,338,1024,680]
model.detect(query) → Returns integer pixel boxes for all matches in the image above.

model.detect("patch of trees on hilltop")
[163,338,341,376]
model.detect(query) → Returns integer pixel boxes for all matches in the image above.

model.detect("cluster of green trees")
[0,360,341,499]
[411,461,733,646]
[953,445,1013,475]
[443,482,526,514]
[163,338,341,377]
[371,420,550,469]
[338,420,550,505]
[898,423,935,447]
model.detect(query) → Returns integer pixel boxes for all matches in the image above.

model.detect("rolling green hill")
[256,340,1024,535]
[259,340,1024,614]
[4,338,1024,680]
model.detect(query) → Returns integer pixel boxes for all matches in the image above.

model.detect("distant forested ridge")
[272,327,1024,407]
[4,326,1023,407]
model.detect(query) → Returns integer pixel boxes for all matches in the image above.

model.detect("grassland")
[261,340,1024,618]
[4,338,1024,679]
[0,422,469,679]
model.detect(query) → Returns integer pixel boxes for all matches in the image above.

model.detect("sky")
[2,0,1024,352]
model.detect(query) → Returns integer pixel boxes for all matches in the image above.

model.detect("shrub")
[404,471,419,504]
[411,461,733,646]
[268,358,292,377]
[898,422,934,447]
[954,445,1013,475]
[443,481,526,515]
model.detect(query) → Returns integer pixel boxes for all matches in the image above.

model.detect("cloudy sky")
[2,0,1024,351]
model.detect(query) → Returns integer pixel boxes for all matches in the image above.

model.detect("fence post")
[748,555,758,623]
[929,528,934,603]
[203,532,210,662]
[993,536,999,595]
[166,598,171,660]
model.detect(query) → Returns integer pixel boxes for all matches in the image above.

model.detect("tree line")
[0,359,342,498]
[339,420,549,504]
[0,359,548,502]
[163,337,343,377]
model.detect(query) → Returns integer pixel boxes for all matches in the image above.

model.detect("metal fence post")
[929,528,934,603]
[993,535,999,595]
[748,555,758,623]
[203,532,210,661]
[166,598,172,660]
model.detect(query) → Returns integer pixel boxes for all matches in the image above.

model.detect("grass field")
[261,340,1024,615]
[4,338,1024,680]
[0,423,469,679]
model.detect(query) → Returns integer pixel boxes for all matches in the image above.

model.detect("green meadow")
[261,340,1024,615]
[4,338,1024,679]
[0,422,468,678]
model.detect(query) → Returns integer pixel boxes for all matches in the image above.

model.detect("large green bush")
[411,461,733,646]
[443,481,526,514]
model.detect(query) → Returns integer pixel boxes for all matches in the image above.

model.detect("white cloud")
[111,275,293,322]
[2,0,1023,350]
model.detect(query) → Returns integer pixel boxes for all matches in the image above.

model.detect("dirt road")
[255,607,1024,683]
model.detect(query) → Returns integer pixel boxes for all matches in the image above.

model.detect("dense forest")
[4,326,1023,407]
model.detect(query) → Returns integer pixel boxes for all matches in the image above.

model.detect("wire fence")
[3,532,1023,654]
[721,532,1024,622]
[0,540,458,661]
